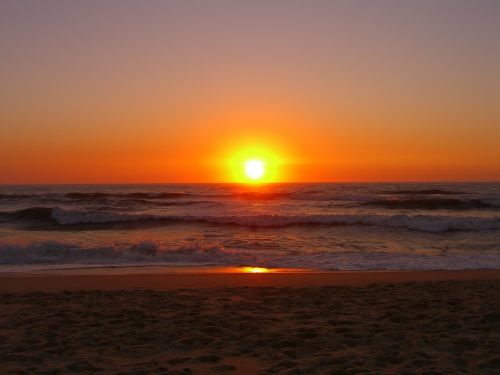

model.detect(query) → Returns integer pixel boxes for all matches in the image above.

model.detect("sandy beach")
[3,0,500,372]
[1,270,499,374]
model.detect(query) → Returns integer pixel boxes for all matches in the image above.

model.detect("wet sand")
[1,269,500,293]
[1,271,499,374]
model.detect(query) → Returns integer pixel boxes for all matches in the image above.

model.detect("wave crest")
[46,208,500,233]
[2,207,499,233]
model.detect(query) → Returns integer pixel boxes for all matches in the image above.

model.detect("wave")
[62,191,294,201]
[290,192,371,202]
[0,194,36,199]
[1,207,54,221]
[4,189,495,207]
[233,192,292,200]
[65,192,190,200]
[362,198,494,210]
[127,199,216,207]
[0,190,400,203]
[156,200,216,206]
[0,240,254,265]
[1,240,499,270]
[378,189,464,195]
[192,213,500,232]
[2,207,499,233]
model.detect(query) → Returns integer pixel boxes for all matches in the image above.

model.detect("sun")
[226,144,284,183]
[245,159,265,180]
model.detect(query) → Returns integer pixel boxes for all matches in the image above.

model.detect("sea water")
[0,183,499,272]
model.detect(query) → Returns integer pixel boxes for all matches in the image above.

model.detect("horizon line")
[0,180,499,186]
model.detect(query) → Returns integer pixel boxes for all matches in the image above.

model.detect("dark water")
[0,183,499,272]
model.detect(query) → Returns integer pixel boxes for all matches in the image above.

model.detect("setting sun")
[245,159,265,180]
[225,144,284,183]
[1,2,499,374]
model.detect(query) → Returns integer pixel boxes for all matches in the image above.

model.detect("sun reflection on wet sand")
[241,267,271,273]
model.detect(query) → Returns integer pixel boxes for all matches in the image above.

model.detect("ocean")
[0,183,499,272]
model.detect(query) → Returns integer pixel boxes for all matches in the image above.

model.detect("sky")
[1,0,499,183]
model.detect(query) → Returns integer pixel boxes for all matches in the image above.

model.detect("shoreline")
[1,269,500,293]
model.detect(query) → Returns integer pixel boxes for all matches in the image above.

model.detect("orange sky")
[1,1,499,183]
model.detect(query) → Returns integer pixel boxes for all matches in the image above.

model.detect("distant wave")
[63,191,293,201]
[66,191,292,198]
[0,194,36,199]
[1,207,55,221]
[2,207,499,233]
[126,199,217,207]
[0,190,371,203]
[290,192,371,202]
[378,189,464,195]
[65,192,191,199]
[2,190,362,202]
[232,192,291,200]
[4,189,497,207]
[1,240,499,270]
[362,198,494,210]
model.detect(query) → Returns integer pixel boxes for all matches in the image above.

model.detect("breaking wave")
[2,207,499,233]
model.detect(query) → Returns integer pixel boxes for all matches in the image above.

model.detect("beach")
[1,270,499,374]
[3,0,500,372]
[1,184,499,373]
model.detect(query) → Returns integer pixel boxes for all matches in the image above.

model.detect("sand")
[1,269,500,293]
[1,271,500,374]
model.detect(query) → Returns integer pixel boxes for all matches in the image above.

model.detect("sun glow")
[226,144,284,183]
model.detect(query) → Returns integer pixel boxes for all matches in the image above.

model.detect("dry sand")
[1,271,499,374]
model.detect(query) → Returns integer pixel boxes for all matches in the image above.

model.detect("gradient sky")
[1,0,499,183]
